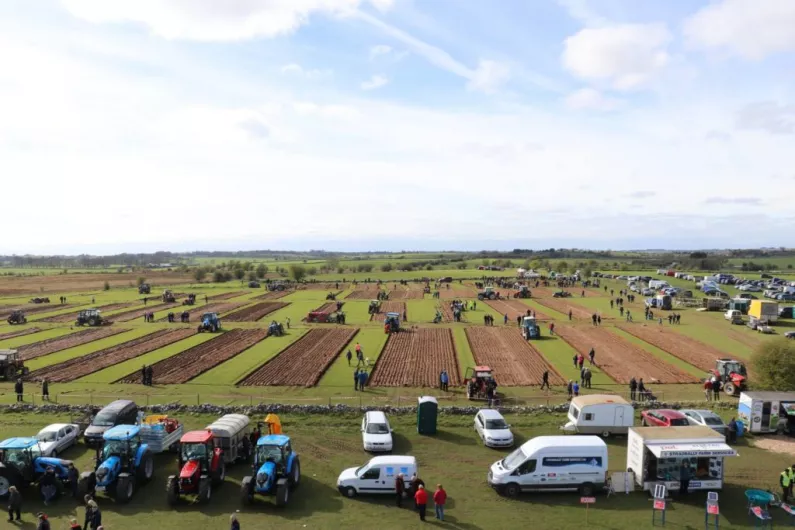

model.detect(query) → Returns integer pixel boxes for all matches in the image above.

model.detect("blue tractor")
[384,312,401,334]
[0,438,71,500]
[198,312,221,333]
[78,425,155,504]
[521,316,540,339]
[240,434,300,508]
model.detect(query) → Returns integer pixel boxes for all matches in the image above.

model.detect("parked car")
[757,324,775,334]
[737,293,759,300]
[35,423,80,457]
[640,409,690,427]
[785,331,795,339]
[681,410,727,436]
[361,411,393,452]
[641,288,654,296]
[779,307,794,319]
[474,409,514,448]
[724,310,743,324]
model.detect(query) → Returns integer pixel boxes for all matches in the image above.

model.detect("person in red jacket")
[414,485,428,521]
[433,484,447,521]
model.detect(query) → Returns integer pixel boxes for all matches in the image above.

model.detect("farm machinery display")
[521,316,540,339]
[0,437,72,499]
[514,286,531,299]
[710,358,748,396]
[162,290,176,303]
[75,309,110,327]
[477,287,499,300]
[198,312,221,333]
[167,430,226,505]
[182,294,196,306]
[0,350,29,381]
[384,312,401,334]
[7,310,26,325]
[240,434,300,508]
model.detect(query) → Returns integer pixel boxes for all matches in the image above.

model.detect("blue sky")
[0,0,793,254]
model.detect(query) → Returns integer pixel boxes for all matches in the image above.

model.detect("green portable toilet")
[417,396,438,435]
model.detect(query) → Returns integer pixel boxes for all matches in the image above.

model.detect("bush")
[456,262,467,269]
[337,267,345,274]
[307,267,318,276]
[289,264,307,282]
[194,268,207,282]
[247,272,257,282]
[234,268,245,280]
[381,263,393,272]
[255,264,268,278]
[751,339,795,390]
[213,271,227,283]
[103,281,110,291]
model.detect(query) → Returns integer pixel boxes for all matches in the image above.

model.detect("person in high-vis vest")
[781,468,791,503]
[789,465,795,499]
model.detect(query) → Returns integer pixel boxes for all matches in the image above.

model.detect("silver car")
[682,410,727,436]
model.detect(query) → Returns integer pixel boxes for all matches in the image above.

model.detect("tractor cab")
[162,290,176,303]
[241,434,301,507]
[464,366,497,400]
[478,287,498,300]
[515,286,531,299]
[368,300,382,315]
[0,437,71,498]
[76,309,104,326]
[198,312,220,333]
[167,430,225,505]
[384,312,400,334]
[98,425,141,464]
[521,316,540,339]
[7,310,26,325]
[711,358,748,396]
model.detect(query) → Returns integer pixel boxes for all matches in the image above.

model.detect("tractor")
[465,366,498,401]
[198,312,221,333]
[182,294,196,306]
[325,292,336,300]
[477,287,499,301]
[166,431,225,505]
[0,437,72,500]
[269,283,287,292]
[162,290,176,303]
[267,322,285,337]
[0,350,29,381]
[521,316,540,339]
[78,425,155,504]
[240,434,300,508]
[248,281,261,288]
[552,291,572,298]
[710,358,748,396]
[7,310,26,325]
[368,300,382,315]
[138,283,151,295]
[75,309,108,327]
[384,312,400,334]
[28,298,50,304]
[514,286,531,299]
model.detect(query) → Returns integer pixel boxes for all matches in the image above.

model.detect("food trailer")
[627,426,738,492]
[738,391,795,434]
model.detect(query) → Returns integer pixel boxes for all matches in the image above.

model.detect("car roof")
[103,425,140,440]
[652,409,687,419]
[519,436,606,453]
[100,399,135,413]
[366,410,388,422]
[681,409,719,418]
[257,434,290,447]
[181,430,213,444]
[38,423,76,432]
[368,455,416,467]
[478,409,504,420]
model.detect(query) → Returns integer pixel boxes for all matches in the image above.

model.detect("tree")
[194,268,207,282]
[103,281,110,291]
[555,261,569,273]
[751,339,795,390]
[307,266,318,276]
[583,267,593,279]
[234,268,245,281]
[289,264,307,282]
[255,264,268,278]
[337,267,345,274]
[247,271,257,282]
[327,257,340,270]
[456,262,468,270]
[136,276,146,286]
[381,263,393,272]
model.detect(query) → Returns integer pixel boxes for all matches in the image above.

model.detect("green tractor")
[75,309,109,327]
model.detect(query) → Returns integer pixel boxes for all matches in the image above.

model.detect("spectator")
[41,378,50,401]
[727,418,737,444]
[68,463,79,497]
[433,484,447,521]
[14,378,23,402]
[573,381,580,397]
[36,512,50,530]
[69,518,81,530]
[629,377,637,401]
[704,379,712,401]
[567,380,573,399]
[346,350,352,366]
[39,467,57,505]
[414,485,428,521]
[7,485,21,522]
[230,514,240,530]
[540,370,550,391]
[85,499,101,530]
[358,370,368,391]
[395,473,405,507]
[712,378,721,401]
[549,322,555,335]
[588,348,595,365]
[353,369,359,391]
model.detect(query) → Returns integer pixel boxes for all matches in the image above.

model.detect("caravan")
[562,395,634,436]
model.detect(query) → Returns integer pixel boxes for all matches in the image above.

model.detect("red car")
[641,409,690,427]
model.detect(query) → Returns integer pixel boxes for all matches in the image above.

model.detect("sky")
[0,0,794,254]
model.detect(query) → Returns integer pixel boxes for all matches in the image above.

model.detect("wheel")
[503,483,520,497]
[601,431,611,439]
[166,475,179,506]
[240,477,254,505]
[198,476,211,504]
[77,472,95,499]
[344,486,357,498]
[212,460,226,485]
[115,474,134,504]
[89,318,98,326]
[724,382,736,396]
[276,480,289,507]
[136,451,154,483]
[0,471,19,498]
[579,482,595,496]
[290,457,301,490]
[641,418,648,426]
[4,366,13,381]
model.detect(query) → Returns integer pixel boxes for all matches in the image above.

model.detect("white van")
[562,395,634,437]
[361,411,393,452]
[337,455,416,498]
[488,436,608,497]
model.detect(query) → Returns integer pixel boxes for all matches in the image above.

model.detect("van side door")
[358,466,390,493]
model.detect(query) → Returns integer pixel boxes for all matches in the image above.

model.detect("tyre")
[4,366,14,381]
[290,457,301,490]
[276,480,289,507]
[198,476,211,504]
[0,467,21,498]
[89,318,98,326]
[77,472,95,500]
[136,451,154,483]
[641,418,648,427]
[503,483,520,497]
[579,482,595,496]
[240,477,254,505]
[116,474,134,504]
[344,486,357,498]
[166,475,179,506]
[724,382,736,396]
[212,460,226,485]
[601,431,611,439]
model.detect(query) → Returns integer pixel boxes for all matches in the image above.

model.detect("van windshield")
[92,411,117,427]
[366,423,390,434]
[501,447,527,470]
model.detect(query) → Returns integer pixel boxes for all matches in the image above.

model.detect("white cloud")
[684,0,795,59]
[562,23,671,90]
[467,60,511,94]
[280,63,332,79]
[564,88,620,111]
[361,74,389,90]
[292,102,359,119]
[62,0,394,41]
[369,44,392,59]
[556,0,607,27]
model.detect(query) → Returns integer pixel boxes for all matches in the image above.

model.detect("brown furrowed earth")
[238,328,358,387]
[109,302,181,322]
[345,290,380,300]
[0,327,42,341]
[616,323,735,372]
[369,328,461,387]
[223,302,288,322]
[387,289,425,300]
[208,291,248,301]
[485,299,550,321]
[465,327,565,386]
[301,282,348,290]
[439,287,475,299]
[532,291,601,321]
[554,325,699,384]
[156,302,247,322]
[371,301,406,321]
[252,290,292,301]
[17,328,129,361]
[115,328,269,384]
[38,302,136,323]
[438,302,465,322]
[0,271,191,295]
[26,328,196,383]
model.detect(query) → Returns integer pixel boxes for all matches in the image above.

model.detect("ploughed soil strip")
[156,302,247,322]
[38,303,136,323]
[439,287,475,300]
[0,327,42,341]
[387,289,425,300]
[345,290,381,300]
[616,323,736,372]
[485,299,551,321]
[531,295,600,321]
[208,291,248,301]
[371,301,406,321]
[438,302,465,323]
[224,302,288,322]
[555,325,699,384]
[0,305,73,319]
[465,327,564,386]
[301,282,348,290]
[109,302,181,322]
[252,291,292,301]
[27,329,196,383]
[115,328,269,384]
[369,328,461,387]
[238,328,358,387]
[18,328,129,361]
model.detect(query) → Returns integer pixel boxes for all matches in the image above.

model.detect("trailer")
[139,415,184,453]
[748,300,778,324]
[738,391,795,435]
[562,395,634,437]
[205,414,252,464]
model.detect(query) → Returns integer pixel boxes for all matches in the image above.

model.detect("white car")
[35,423,80,457]
[681,409,727,436]
[758,325,775,334]
[361,411,393,452]
[475,409,514,448]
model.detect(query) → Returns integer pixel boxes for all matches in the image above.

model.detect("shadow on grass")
[392,432,412,453]
[433,429,477,446]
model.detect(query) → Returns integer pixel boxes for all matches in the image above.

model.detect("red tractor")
[166,430,226,505]
[709,358,748,396]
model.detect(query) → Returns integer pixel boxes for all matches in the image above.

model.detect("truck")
[240,434,301,507]
[748,300,778,324]
[0,437,72,499]
[521,316,539,339]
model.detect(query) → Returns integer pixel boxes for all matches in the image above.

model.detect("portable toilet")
[417,396,438,435]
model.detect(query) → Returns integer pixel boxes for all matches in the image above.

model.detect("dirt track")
[485,299,550,321]
[208,291,248,301]
[109,302,181,322]
[370,328,461,387]
[0,327,41,341]
[238,328,358,387]
[465,327,564,386]
[555,325,699,384]
[17,328,129,361]
[38,302,136,323]
[371,301,406,321]
[224,302,288,322]
[115,328,269,384]
[156,302,247,322]
[27,329,195,382]
[616,323,734,372]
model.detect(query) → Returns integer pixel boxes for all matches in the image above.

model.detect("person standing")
[395,473,405,507]
[572,354,578,369]
[629,377,637,401]
[679,461,691,496]
[572,381,580,397]
[286,317,291,329]
[433,484,447,521]
[346,350,352,366]
[358,370,368,391]
[568,310,572,320]
[727,418,737,444]
[549,322,555,335]
[141,365,147,385]
[7,485,21,522]
[84,499,101,530]
[14,378,23,402]
[441,370,449,392]
[584,368,592,389]
[41,378,50,401]
[704,379,712,401]
[567,380,573,399]
[577,354,584,371]
[540,370,550,391]
[782,467,792,503]
[414,485,428,521]
[712,378,721,401]
[353,369,359,391]
[588,348,595,365]
[145,365,153,386]
[68,463,79,498]
[36,512,51,530]
[637,379,646,402]
[230,514,240,530]
[503,313,508,325]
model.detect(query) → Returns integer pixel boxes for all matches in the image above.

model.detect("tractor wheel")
[290,456,301,490]
[4,366,13,381]
[77,472,95,500]
[88,317,98,326]
[198,475,212,504]
[166,475,179,506]
[197,326,203,333]
[240,477,254,505]
[115,474,134,504]
[0,466,21,497]
[276,480,289,507]
[211,460,226,485]
[724,382,736,396]
[136,451,154,483]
